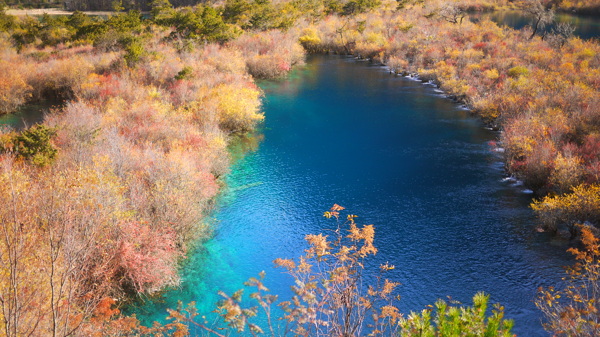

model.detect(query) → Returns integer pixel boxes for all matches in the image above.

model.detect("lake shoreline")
[131,54,569,336]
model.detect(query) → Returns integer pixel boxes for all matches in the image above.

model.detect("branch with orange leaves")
[536,224,600,336]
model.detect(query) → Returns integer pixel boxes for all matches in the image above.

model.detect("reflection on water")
[471,10,600,39]
[0,100,58,130]
[227,132,265,164]
[131,56,571,336]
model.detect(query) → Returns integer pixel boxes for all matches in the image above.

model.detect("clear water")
[0,101,55,130]
[471,10,600,39]
[131,56,572,336]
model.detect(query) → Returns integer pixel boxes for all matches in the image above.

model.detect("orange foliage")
[537,225,600,336]
[214,206,401,336]
[0,60,31,114]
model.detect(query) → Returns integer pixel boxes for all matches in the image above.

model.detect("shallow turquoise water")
[131,56,572,336]
[0,101,54,130]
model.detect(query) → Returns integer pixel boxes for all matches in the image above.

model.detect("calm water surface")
[471,10,600,39]
[0,101,53,130]
[132,56,572,336]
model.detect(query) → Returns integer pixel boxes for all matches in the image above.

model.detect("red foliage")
[117,222,182,293]
[98,75,119,98]
[473,42,487,50]
[579,134,600,163]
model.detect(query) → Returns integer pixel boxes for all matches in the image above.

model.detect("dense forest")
[0,0,599,335]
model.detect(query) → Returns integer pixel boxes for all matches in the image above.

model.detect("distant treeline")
[63,0,201,11]
[3,0,202,11]
[3,0,62,9]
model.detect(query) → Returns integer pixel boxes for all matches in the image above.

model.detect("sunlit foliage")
[537,226,600,336]
[400,292,514,337]
[0,6,300,334]
[532,184,600,235]
[0,58,30,114]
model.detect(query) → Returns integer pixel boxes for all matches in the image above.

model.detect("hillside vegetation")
[0,0,599,335]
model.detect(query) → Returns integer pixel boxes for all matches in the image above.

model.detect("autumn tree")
[212,205,514,336]
[547,22,575,48]
[0,60,31,114]
[150,0,175,25]
[438,3,467,25]
[210,205,401,336]
[275,204,400,336]
[0,7,299,337]
[524,0,554,39]
[536,225,600,336]
[12,124,58,167]
[0,160,44,337]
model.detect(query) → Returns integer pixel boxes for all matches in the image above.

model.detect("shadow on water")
[0,100,60,130]
[130,55,572,336]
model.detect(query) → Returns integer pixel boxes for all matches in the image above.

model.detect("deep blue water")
[131,56,572,336]
[471,10,600,39]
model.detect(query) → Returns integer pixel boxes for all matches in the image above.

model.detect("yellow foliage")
[441,78,470,98]
[210,83,263,132]
[467,63,481,71]
[550,153,585,194]
[462,49,484,60]
[447,48,461,59]
[484,68,499,80]
[366,32,387,46]
[507,66,529,78]
[147,86,162,99]
[299,27,323,52]
[306,233,331,258]
[0,60,32,114]
[577,48,595,60]
[532,184,600,232]
[560,62,575,73]
[79,73,103,97]
[472,96,499,120]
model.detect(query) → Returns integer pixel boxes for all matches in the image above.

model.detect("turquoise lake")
[129,56,574,336]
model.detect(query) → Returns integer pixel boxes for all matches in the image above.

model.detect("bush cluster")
[0,5,303,335]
